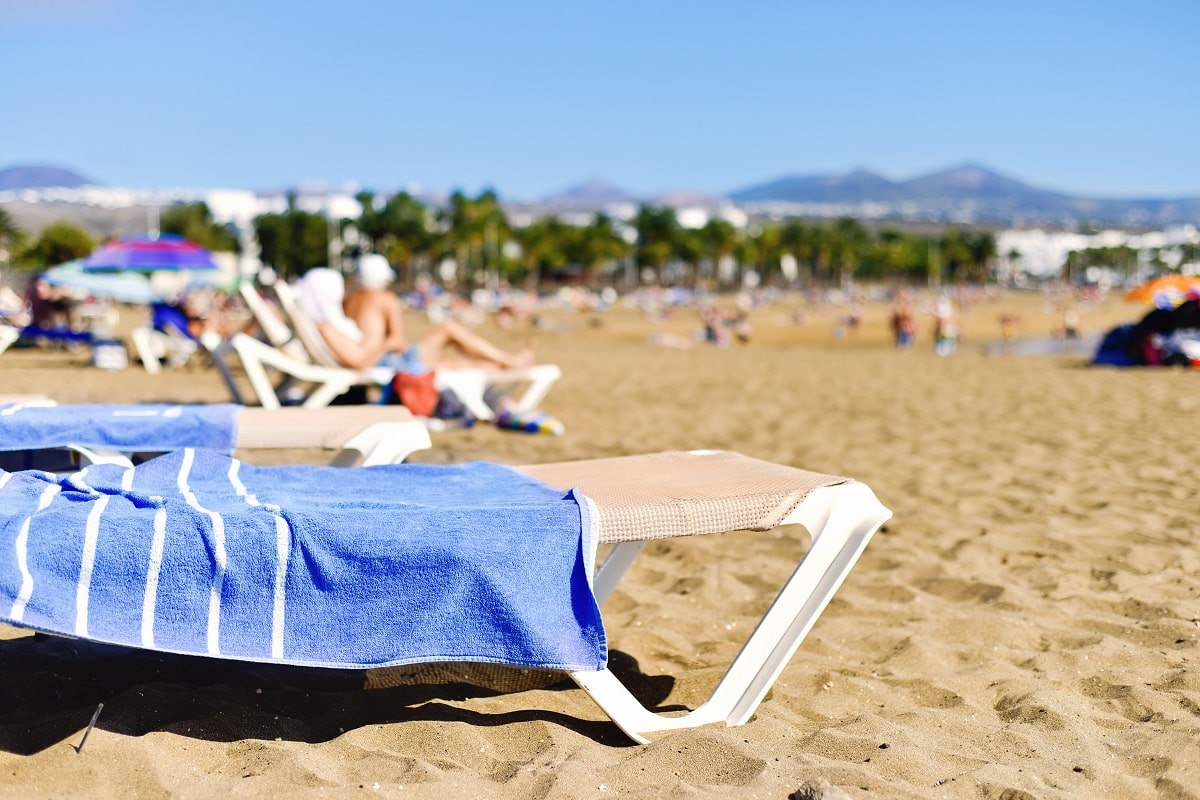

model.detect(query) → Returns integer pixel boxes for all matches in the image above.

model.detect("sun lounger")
[0,402,432,471]
[238,279,562,419]
[0,447,888,743]
[129,322,199,374]
[0,324,19,356]
[516,450,891,742]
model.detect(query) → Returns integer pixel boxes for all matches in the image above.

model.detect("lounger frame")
[521,450,891,744]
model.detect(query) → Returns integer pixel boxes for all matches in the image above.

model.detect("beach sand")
[1,290,1196,799]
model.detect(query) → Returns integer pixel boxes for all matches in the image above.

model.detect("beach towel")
[0,449,605,671]
[0,403,240,454]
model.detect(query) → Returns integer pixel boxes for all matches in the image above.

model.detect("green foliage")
[357,191,435,284]
[0,207,29,266]
[634,205,678,276]
[7,193,1009,289]
[435,189,510,283]
[253,193,329,280]
[27,221,96,268]
[159,202,241,252]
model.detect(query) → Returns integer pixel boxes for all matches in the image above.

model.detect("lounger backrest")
[271,280,347,370]
[238,282,297,350]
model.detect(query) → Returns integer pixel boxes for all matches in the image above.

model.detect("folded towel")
[0,403,241,454]
[0,449,605,671]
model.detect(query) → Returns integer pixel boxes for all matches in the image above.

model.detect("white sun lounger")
[234,279,561,420]
[0,442,884,743]
[374,449,891,743]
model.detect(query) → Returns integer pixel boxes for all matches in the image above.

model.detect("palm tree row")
[0,193,1000,289]
[253,189,999,290]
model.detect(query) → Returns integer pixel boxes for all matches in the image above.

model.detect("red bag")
[392,371,439,417]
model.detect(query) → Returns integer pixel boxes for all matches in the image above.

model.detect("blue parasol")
[42,260,160,304]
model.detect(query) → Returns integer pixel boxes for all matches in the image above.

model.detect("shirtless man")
[297,259,534,375]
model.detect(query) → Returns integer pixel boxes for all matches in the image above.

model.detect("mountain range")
[3,163,1199,228]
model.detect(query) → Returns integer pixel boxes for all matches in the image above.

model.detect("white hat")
[358,253,396,290]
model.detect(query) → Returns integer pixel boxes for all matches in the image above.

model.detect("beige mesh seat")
[371,449,891,743]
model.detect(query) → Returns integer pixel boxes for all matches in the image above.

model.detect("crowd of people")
[4,257,1174,377]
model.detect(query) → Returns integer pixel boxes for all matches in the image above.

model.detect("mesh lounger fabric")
[520,450,846,543]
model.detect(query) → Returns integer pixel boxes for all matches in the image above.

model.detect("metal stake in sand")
[75,703,104,754]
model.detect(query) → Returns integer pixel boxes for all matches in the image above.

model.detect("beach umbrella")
[82,233,218,273]
[42,260,160,304]
[1124,274,1200,306]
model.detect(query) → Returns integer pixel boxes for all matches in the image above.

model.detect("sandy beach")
[1,289,1196,799]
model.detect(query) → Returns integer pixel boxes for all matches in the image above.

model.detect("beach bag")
[392,371,439,417]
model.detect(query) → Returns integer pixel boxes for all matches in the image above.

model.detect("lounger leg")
[327,422,434,467]
[507,364,563,414]
[570,481,891,743]
[207,341,246,405]
[591,541,645,604]
[66,445,135,469]
[130,327,162,374]
[232,335,284,409]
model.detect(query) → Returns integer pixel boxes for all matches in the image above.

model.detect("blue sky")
[2,0,1197,200]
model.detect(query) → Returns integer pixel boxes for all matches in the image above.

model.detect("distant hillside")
[0,165,95,191]
[541,179,639,207]
[729,164,1200,226]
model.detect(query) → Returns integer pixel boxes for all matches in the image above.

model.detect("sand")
[0,289,1196,799]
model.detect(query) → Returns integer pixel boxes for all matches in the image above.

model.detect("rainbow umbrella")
[82,233,217,273]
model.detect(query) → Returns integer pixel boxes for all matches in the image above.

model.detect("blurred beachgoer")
[932,296,960,357]
[699,305,731,348]
[298,261,533,374]
[733,310,752,344]
[1061,307,1080,341]
[890,300,916,350]
[24,274,77,330]
[999,313,1019,354]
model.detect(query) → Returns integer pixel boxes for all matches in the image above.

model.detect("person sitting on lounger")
[24,275,77,330]
[295,261,535,374]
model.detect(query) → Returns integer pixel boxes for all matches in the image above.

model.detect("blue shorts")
[377,345,428,376]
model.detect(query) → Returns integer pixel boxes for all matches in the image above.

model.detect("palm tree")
[567,213,629,285]
[359,191,432,286]
[699,218,737,289]
[437,190,510,287]
[0,207,26,267]
[633,205,678,285]
[514,216,572,285]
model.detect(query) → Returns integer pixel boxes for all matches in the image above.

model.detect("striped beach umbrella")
[82,233,217,273]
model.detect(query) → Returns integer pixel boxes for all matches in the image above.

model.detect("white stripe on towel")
[75,494,109,637]
[228,459,291,659]
[9,483,61,622]
[271,511,289,659]
[121,465,135,492]
[178,448,227,656]
[142,501,167,648]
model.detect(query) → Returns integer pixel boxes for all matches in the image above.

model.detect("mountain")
[541,179,639,207]
[729,164,1200,226]
[732,169,904,204]
[0,164,95,191]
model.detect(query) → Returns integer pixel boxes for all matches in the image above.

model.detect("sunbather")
[295,262,534,374]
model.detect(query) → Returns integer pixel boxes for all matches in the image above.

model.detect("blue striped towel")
[0,402,241,454]
[0,449,606,671]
